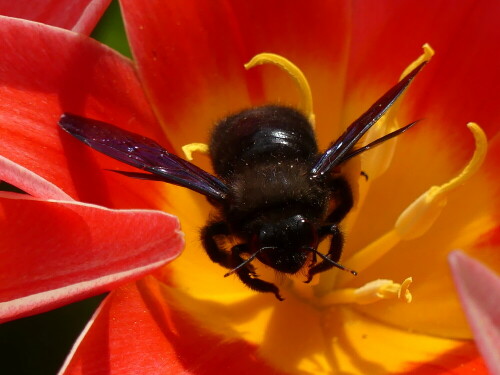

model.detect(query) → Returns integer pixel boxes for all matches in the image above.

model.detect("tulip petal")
[0,156,72,200]
[0,16,170,209]
[120,0,351,157]
[449,251,500,375]
[328,308,486,375]
[0,0,111,34]
[345,132,500,338]
[0,195,183,323]
[343,0,500,151]
[59,277,285,375]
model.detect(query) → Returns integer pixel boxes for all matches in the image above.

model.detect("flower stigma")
[244,52,316,127]
[181,53,317,159]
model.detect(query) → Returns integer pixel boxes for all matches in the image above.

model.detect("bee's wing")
[310,62,426,178]
[59,114,229,202]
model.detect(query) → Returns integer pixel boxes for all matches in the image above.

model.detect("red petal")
[0,16,169,209]
[344,0,500,142]
[0,196,183,323]
[60,278,285,375]
[120,0,350,151]
[0,0,110,34]
[0,156,72,200]
[449,251,500,375]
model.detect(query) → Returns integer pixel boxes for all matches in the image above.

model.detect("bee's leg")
[229,244,257,276]
[325,176,354,223]
[305,225,344,283]
[201,221,233,269]
[229,244,283,300]
[235,266,284,301]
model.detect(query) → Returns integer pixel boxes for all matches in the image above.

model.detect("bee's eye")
[293,215,317,247]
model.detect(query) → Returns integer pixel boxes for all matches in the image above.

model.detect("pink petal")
[449,251,500,375]
[0,0,111,34]
[60,278,284,375]
[0,16,169,209]
[0,195,183,323]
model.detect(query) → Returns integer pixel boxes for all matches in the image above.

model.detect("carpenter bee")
[59,62,425,300]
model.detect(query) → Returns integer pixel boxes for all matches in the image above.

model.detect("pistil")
[244,52,316,127]
[181,53,315,159]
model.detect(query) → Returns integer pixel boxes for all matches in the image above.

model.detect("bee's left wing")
[59,114,229,202]
[310,62,426,178]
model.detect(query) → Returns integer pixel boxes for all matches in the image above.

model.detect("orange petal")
[120,0,351,155]
[343,0,500,157]
[327,308,486,375]
[347,123,500,339]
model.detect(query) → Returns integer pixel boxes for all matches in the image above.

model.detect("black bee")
[59,62,425,300]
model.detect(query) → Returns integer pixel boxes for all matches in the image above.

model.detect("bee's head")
[253,214,318,274]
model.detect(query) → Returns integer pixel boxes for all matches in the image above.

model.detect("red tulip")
[1,1,499,374]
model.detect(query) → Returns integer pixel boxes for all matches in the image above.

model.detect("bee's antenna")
[303,247,357,276]
[224,247,278,277]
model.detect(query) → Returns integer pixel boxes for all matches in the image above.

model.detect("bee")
[59,62,425,300]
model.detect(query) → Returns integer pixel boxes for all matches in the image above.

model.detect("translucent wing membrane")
[59,114,229,201]
[311,62,426,178]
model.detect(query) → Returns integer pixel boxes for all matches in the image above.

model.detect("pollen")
[182,142,209,160]
[245,53,316,127]
[319,277,413,306]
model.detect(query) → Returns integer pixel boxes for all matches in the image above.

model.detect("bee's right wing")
[59,114,229,202]
[310,62,426,178]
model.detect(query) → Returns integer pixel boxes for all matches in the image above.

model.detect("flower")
[1,0,499,374]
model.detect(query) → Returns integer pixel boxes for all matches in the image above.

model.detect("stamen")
[337,123,486,285]
[320,278,413,306]
[182,143,209,160]
[395,123,487,239]
[400,44,435,79]
[362,44,434,180]
[245,53,316,127]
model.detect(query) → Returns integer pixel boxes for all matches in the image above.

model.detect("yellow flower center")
[178,46,487,310]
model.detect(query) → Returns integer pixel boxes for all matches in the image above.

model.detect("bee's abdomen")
[210,105,318,178]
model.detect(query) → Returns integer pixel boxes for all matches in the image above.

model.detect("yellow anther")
[182,143,209,161]
[362,44,434,180]
[398,277,413,303]
[245,53,316,127]
[320,278,413,306]
[400,43,435,79]
[430,123,487,198]
[395,123,487,240]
